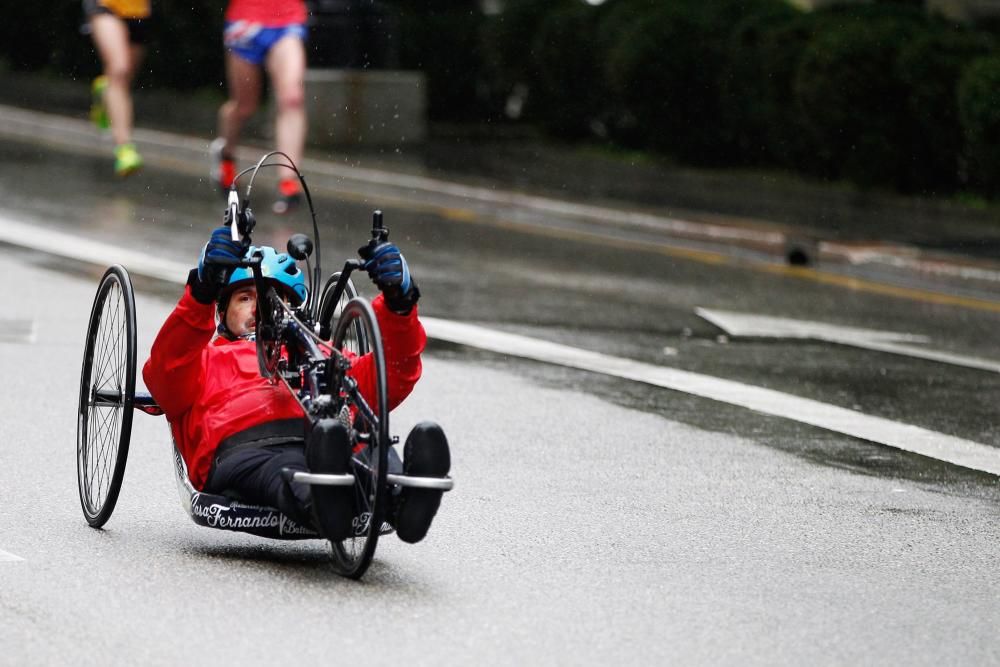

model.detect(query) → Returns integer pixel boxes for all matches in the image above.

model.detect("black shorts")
[82,0,149,45]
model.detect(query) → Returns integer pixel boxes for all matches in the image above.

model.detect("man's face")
[224,286,257,337]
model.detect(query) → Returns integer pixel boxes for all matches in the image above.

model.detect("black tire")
[329,298,389,579]
[77,266,137,528]
[255,284,284,378]
[317,272,366,351]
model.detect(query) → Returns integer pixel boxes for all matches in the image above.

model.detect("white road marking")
[423,317,1000,477]
[697,308,930,343]
[0,318,36,345]
[0,549,23,562]
[0,215,187,284]
[697,308,1000,374]
[2,214,997,476]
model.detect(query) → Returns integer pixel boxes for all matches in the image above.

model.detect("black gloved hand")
[189,226,245,304]
[358,241,420,314]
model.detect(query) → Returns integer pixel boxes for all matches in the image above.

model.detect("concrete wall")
[926,0,1000,21]
[790,0,1000,21]
[304,69,426,147]
[788,0,868,10]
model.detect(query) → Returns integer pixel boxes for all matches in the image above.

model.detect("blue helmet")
[220,245,308,307]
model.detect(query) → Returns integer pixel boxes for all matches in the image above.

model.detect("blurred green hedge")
[396,1,487,121]
[959,54,1000,196]
[3,0,1000,198]
[793,7,925,188]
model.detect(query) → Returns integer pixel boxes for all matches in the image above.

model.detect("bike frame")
[234,253,381,427]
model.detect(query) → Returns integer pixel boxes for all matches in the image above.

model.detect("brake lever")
[226,189,241,242]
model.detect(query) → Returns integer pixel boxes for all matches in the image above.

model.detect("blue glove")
[190,227,245,304]
[361,242,411,292]
[198,226,245,282]
[359,241,420,314]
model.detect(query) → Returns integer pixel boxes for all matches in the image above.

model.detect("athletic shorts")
[224,22,307,66]
[82,0,150,44]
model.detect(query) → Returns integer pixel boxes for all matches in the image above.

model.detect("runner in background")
[83,0,148,177]
[211,0,309,215]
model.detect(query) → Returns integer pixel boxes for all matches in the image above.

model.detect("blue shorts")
[224,22,307,65]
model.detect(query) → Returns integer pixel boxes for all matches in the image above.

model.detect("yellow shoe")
[90,76,109,131]
[114,143,143,177]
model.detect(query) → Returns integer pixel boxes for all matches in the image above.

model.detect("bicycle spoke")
[96,283,124,394]
[89,407,116,506]
[94,287,118,389]
[88,406,112,506]
[86,403,102,500]
[349,392,381,431]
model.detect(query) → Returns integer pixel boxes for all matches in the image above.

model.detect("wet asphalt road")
[1,134,1000,663]
[3,135,1000,457]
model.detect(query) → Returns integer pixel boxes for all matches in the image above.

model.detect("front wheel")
[77,266,137,528]
[255,284,285,378]
[317,272,366,351]
[328,298,389,579]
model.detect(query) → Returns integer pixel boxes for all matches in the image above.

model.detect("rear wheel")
[77,266,137,528]
[328,298,388,579]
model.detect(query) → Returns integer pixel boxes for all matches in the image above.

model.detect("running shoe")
[114,143,143,177]
[272,178,302,215]
[90,76,109,131]
[210,137,236,193]
[393,421,450,544]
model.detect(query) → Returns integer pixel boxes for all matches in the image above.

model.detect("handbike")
[76,152,453,580]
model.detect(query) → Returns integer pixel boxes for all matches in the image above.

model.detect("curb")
[2,101,1000,290]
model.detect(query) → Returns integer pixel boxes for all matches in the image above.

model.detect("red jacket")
[143,287,425,490]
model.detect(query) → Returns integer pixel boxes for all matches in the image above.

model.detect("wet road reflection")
[3,135,1000,485]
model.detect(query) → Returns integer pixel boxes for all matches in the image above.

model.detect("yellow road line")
[243,168,1000,314]
[433,205,1000,313]
[758,263,1000,313]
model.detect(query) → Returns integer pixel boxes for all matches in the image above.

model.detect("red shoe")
[273,178,302,215]
[210,138,236,193]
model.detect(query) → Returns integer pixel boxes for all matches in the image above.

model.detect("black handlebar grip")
[371,209,388,243]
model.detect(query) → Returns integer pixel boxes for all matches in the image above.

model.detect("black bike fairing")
[174,446,318,539]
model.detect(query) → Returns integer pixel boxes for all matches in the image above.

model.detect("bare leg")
[218,52,263,157]
[90,14,141,147]
[265,35,307,170]
[129,43,146,88]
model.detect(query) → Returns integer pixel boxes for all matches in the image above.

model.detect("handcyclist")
[211,0,311,215]
[83,0,148,177]
[142,226,450,543]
